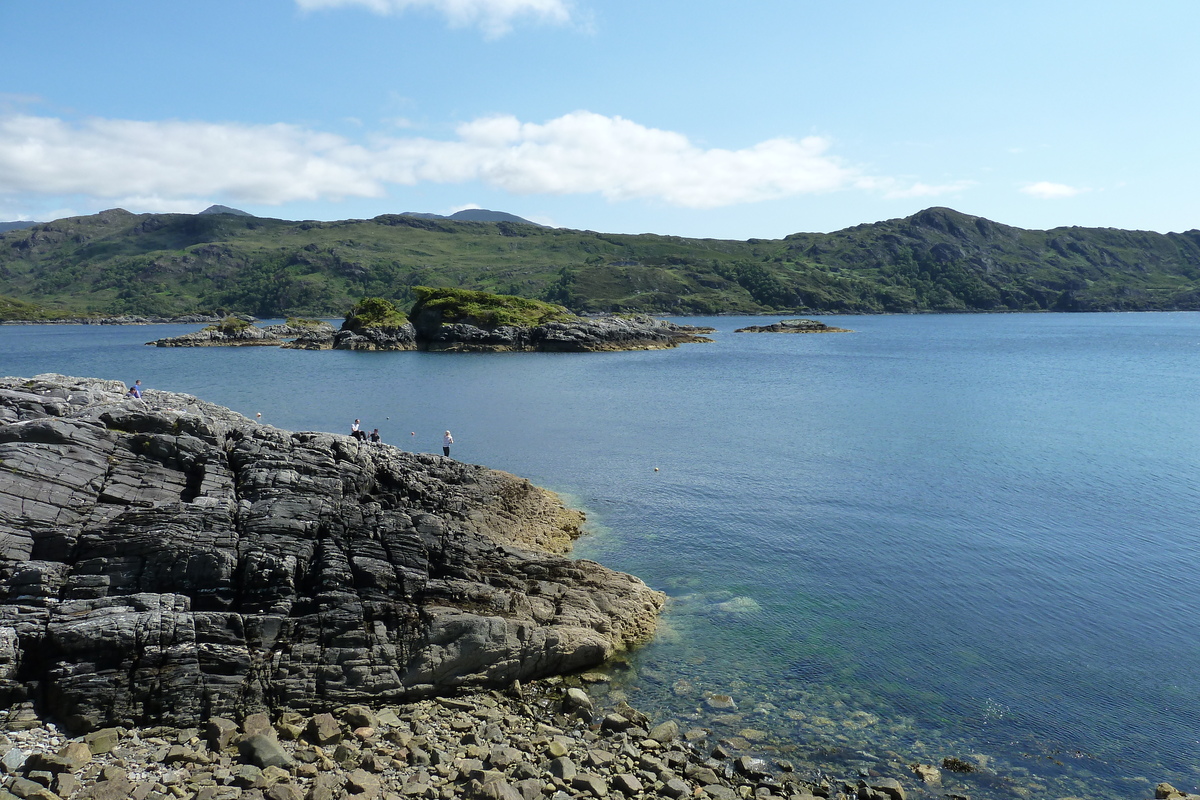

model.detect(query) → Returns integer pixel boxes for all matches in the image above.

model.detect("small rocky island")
[733,319,851,334]
[147,317,337,347]
[148,289,714,353]
[0,375,663,733]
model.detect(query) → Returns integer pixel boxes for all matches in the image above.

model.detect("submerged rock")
[0,374,664,732]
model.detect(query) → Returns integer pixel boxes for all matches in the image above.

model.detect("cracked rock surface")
[0,375,664,733]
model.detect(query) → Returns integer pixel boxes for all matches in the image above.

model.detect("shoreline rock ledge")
[0,375,664,733]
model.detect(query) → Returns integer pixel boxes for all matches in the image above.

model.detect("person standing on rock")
[443,430,454,457]
[127,380,142,399]
[369,428,381,443]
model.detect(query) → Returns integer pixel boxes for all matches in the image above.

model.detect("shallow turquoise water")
[3,313,1199,797]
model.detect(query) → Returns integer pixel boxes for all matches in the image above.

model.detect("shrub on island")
[208,316,254,335]
[343,297,409,330]
[409,286,574,330]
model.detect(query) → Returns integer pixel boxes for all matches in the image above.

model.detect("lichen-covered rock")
[0,375,664,732]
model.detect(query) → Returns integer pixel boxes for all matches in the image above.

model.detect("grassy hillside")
[1,206,1198,319]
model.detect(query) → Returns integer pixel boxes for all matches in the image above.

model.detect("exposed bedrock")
[0,375,664,732]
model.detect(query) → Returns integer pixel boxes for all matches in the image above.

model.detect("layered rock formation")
[0,375,664,732]
[734,319,851,333]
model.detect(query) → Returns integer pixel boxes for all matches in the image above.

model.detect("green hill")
[1,206,1198,320]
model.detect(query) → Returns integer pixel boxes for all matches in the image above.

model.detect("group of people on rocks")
[350,419,381,442]
[126,381,455,458]
[352,418,454,457]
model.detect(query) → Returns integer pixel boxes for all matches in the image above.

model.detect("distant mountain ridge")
[198,204,254,217]
[1,205,1198,319]
[400,209,543,226]
[0,221,39,233]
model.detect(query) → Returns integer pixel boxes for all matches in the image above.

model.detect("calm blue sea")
[3,313,1199,798]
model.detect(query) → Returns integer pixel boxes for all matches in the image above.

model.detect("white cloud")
[1021,181,1085,199]
[373,112,861,208]
[294,0,572,37]
[0,111,918,213]
[877,179,974,200]
[0,114,380,204]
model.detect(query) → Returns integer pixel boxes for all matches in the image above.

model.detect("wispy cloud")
[0,111,939,213]
[294,0,573,37]
[1021,181,1085,199]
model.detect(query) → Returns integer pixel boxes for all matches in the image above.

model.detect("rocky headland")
[0,375,931,800]
[0,375,664,735]
[2,315,234,327]
[733,320,850,334]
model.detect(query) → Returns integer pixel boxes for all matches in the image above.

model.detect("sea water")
[2,313,1199,798]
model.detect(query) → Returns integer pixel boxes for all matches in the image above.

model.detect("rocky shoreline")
[0,376,662,734]
[1,315,234,326]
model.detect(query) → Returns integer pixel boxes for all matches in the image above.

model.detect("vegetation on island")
[2,205,1200,320]
[409,286,573,329]
[283,317,331,328]
[205,316,253,335]
[343,297,408,330]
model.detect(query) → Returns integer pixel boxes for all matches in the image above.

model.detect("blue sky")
[1,0,1196,239]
